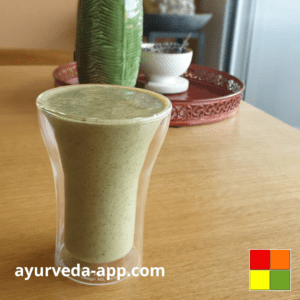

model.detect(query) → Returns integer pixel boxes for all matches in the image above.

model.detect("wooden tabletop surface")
[1,60,300,299]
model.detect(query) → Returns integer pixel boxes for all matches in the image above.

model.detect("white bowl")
[140,43,193,94]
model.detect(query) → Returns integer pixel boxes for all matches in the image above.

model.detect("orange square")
[270,250,290,270]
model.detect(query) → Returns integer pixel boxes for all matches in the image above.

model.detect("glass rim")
[36,84,172,125]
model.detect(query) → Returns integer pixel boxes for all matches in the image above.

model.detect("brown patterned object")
[53,63,245,126]
[53,62,78,86]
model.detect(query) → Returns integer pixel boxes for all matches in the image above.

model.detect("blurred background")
[0,0,300,129]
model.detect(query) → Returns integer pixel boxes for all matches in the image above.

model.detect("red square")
[250,250,270,270]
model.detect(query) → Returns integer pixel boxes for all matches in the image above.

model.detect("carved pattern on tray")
[171,96,241,121]
[183,69,242,93]
[54,62,78,86]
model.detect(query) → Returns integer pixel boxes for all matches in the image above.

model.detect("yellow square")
[250,270,270,290]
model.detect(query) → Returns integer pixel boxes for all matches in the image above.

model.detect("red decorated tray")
[53,62,245,126]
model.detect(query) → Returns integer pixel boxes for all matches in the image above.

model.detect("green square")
[270,270,290,290]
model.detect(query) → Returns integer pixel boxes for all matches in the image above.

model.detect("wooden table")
[1,63,300,299]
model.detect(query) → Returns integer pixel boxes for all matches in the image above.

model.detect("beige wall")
[0,0,203,51]
[0,0,77,49]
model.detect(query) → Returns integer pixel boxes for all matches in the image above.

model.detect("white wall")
[245,0,300,130]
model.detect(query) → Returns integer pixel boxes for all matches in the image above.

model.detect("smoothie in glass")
[37,84,171,264]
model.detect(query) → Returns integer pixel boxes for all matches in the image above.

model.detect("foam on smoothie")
[38,85,168,123]
[37,85,170,264]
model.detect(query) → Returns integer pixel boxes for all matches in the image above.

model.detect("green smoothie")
[37,84,170,264]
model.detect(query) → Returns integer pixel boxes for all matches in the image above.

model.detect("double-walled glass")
[36,84,172,285]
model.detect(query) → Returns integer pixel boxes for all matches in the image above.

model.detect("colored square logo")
[249,249,291,291]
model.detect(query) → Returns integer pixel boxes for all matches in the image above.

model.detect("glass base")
[55,245,141,285]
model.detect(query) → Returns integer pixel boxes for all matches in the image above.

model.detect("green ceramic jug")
[76,0,143,87]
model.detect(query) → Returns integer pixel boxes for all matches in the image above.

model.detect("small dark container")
[143,13,212,34]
